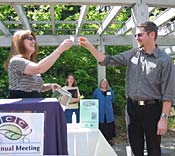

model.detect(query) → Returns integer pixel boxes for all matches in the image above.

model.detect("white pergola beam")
[97,6,122,35]
[0,0,175,7]
[1,35,175,47]
[13,5,31,30]
[97,45,106,83]
[50,5,56,34]
[0,0,136,6]
[76,5,89,35]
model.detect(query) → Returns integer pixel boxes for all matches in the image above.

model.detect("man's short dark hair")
[137,21,158,40]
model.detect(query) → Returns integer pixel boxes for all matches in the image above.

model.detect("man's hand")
[157,117,168,135]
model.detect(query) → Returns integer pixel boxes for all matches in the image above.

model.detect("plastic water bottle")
[72,112,77,124]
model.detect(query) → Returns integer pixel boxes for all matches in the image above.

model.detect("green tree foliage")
[105,46,132,115]
[0,47,9,98]
[39,46,97,99]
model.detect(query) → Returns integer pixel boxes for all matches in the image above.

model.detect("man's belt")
[128,98,161,106]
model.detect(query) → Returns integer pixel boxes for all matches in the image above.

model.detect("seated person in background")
[4,29,73,98]
[93,79,116,144]
[62,73,80,123]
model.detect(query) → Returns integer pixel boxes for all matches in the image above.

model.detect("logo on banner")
[0,113,44,155]
[0,115,32,141]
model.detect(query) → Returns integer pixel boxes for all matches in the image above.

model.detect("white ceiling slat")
[75,5,89,35]
[0,21,11,36]
[13,5,31,30]
[116,18,133,35]
[154,8,175,27]
[97,6,122,35]
[3,20,101,25]
[153,8,175,36]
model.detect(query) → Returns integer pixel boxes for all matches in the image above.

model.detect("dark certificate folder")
[68,88,78,98]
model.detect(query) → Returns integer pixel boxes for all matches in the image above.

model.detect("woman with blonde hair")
[93,79,116,144]
[4,29,73,98]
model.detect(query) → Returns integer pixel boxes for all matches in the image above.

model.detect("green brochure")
[80,99,99,128]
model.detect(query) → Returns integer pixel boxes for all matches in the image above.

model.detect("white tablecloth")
[67,124,118,156]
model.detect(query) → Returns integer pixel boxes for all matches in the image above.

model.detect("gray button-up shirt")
[99,47,175,102]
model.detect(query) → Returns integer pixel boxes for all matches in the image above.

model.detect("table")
[67,124,118,156]
[0,98,68,155]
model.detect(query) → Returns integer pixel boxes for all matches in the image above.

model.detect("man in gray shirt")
[78,21,175,156]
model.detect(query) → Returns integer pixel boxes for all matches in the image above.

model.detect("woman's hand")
[51,83,62,92]
[42,83,61,92]
[56,39,73,54]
